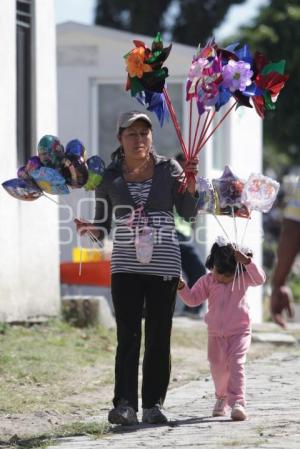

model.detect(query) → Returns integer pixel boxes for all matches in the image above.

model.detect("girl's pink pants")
[207,333,251,407]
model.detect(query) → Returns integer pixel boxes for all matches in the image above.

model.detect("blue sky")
[55,0,269,40]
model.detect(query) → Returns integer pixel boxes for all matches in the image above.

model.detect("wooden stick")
[191,115,201,157]
[188,99,193,157]
[196,109,215,153]
[163,87,188,158]
[196,101,237,155]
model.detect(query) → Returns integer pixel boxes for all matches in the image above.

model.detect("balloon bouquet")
[2,135,106,275]
[197,166,279,289]
[123,33,287,286]
[2,135,105,200]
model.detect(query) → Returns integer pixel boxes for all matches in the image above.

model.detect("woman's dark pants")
[111,273,178,411]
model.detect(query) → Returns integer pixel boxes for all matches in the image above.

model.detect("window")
[16,0,33,166]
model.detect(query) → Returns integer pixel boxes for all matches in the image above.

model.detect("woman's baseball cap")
[117,111,152,129]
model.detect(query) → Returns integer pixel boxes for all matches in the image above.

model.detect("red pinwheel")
[252,54,289,117]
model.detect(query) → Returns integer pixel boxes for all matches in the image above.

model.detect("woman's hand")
[74,218,100,240]
[184,157,199,194]
[234,250,251,265]
[177,278,186,290]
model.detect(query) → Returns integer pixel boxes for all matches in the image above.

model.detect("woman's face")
[119,120,152,161]
[212,266,234,284]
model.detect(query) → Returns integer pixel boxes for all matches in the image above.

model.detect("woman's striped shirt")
[111,179,181,277]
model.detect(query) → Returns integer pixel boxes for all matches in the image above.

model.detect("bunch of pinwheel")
[124,35,288,189]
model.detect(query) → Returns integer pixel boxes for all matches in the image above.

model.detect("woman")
[75,111,199,426]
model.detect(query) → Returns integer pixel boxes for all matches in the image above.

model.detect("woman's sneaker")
[231,403,247,421]
[212,397,228,417]
[142,405,168,424]
[108,400,138,426]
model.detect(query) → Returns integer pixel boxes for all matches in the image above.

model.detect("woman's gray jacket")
[94,154,198,239]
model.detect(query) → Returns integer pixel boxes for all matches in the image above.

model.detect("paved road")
[48,348,300,449]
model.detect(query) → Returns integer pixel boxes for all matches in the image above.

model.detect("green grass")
[0,320,116,414]
[2,420,110,448]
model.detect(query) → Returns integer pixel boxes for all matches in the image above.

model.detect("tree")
[95,0,171,37]
[236,0,300,172]
[94,0,246,45]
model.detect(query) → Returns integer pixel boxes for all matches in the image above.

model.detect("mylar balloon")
[241,173,279,213]
[2,178,43,201]
[25,156,42,174]
[84,155,106,190]
[38,135,64,169]
[31,167,69,195]
[84,172,103,191]
[66,139,87,161]
[86,155,105,175]
[196,177,216,213]
[61,154,88,188]
[17,166,29,180]
[213,166,245,209]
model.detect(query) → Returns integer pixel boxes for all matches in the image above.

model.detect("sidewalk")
[47,332,300,449]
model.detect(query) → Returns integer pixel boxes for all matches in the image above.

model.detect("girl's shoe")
[231,403,247,421]
[212,397,228,416]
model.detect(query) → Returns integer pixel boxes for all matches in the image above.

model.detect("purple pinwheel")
[222,60,253,93]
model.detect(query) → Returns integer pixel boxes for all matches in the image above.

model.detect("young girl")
[177,236,266,421]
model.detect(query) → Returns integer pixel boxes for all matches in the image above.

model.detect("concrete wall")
[0,0,60,321]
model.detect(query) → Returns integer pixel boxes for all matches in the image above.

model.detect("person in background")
[270,180,300,327]
[75,111,199,426]
[178,238,266,421]
[175,153,206,319]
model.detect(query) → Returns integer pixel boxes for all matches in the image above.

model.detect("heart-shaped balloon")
[31,167,69,195]
[2,178,43,201]
[242,173,279,212]
[61,154,88,188]
[66,139,87,161]
[25,156,42,174]
[38,135,65,169]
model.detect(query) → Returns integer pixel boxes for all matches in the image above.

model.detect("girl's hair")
[206,242,253,275]
[111,121,153,162]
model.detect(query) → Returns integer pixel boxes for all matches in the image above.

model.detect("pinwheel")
[124,35,288,193]
[124,33,190,154]
[184,40,288,166]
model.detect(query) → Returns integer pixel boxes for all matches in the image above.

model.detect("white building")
[57,22,263,322]
[0,0,60,321]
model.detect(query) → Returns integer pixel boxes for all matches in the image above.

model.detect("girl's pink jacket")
[179,262,266,337]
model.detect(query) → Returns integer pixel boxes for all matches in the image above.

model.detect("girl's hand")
[74,218,100,240]
[184,157,199,194]
[234,250,251,265]
[177,278,186,290]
